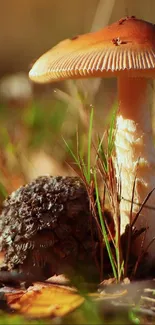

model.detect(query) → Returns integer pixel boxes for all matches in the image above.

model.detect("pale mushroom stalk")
[116,76,155,249]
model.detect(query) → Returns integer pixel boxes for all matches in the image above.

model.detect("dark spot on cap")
[119,16,136,25]
[71,35,79,41]
[112,37,127,46]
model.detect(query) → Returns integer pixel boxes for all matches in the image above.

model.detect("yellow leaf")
[10,283,84,318]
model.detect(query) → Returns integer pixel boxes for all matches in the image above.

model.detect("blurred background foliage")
[0,0,155,198]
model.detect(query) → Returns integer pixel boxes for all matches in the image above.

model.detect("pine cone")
[0,176,100,281]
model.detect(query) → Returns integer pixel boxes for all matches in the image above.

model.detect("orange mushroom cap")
[29,16,155,83]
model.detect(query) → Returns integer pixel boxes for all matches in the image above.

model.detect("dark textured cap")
[29,16,155,83]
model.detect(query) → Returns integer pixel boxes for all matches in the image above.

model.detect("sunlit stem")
[115,76,155,260]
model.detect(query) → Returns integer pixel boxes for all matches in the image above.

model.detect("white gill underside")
[29,46,155,82]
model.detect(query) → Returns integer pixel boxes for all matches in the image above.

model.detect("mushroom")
[29,16,155,262]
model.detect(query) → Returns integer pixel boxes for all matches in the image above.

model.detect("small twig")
[131,187,155,227]
[124,161,139,277]
[131,227,147,279]
[141,295,155,303]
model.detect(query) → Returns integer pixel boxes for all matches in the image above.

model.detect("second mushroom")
[29,16,155,263]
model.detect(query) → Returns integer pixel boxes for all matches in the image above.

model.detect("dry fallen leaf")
[9,282,84,318]
[3,280,128,319]
[6,291,25,309]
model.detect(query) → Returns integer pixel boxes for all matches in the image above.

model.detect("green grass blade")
[96,135,108,173]
[94,170,117,279]
[108,103,117,157]
[79,154,89,181]
[63,137,80,168]
[87,107,94,184]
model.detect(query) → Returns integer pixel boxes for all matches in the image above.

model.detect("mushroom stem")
[115,76,155,257]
